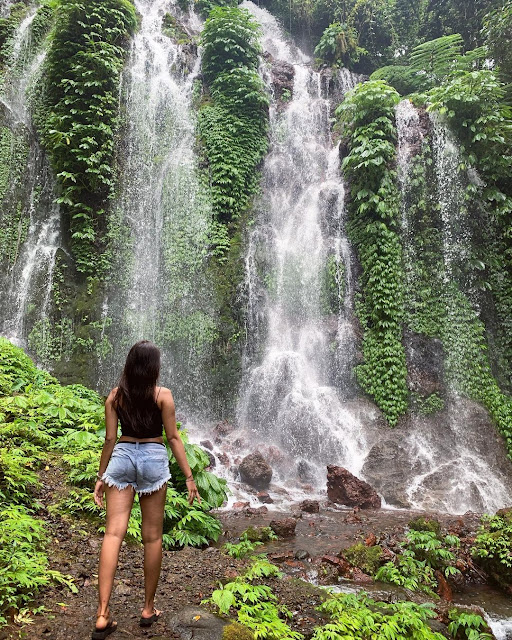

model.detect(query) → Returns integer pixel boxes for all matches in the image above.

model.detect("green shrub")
[205,558,299,640]
[315,592,445,640]
[0,506,77,626]
[447,608,493,640]
[472,512,512,589]
[314,22,362,67]
[376,529,461,597]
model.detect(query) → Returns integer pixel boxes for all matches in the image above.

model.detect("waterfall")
[235,2,370,501]
[100,0,216,412]
[0,5,61,353]
[384,100,512,514]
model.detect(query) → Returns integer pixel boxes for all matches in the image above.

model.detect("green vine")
[337,80,407,426]
[198,6,268,228]
[40,0,137,276]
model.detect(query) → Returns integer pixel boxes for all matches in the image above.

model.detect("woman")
[92,340,200,640]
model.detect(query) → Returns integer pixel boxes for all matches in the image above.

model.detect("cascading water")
[100,0,216,411]
[386,100,512,514]
[0,5,61,353]
[234,2,371,502]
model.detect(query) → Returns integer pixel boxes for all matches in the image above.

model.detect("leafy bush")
[472,512,512,589]
[224,536,263,559]
[205,558,300,640]
[0,506,77,626]
[370,65,423,96]
[447,608,493,640]
[315,592,445,640]
[376,529,461,596]
[336,80,407,426]
[0,337,55,394]
[314,22,362,67]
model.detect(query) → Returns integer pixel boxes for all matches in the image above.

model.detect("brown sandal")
[92,613,117,639]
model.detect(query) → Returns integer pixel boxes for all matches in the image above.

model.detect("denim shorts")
[101,442,171,495]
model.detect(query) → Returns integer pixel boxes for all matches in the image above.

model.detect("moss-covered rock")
[342,542,383,575]
[222,622,254,640]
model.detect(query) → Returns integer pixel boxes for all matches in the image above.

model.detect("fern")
[409,34,464,86]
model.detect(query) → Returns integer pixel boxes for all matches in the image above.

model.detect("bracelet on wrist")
[96,473,104,481]
[185,475,194,482]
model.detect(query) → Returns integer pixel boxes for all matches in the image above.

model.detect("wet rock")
[232,501,250,509]
[295,549,310,561]
[217,452,230,467]
[204,450,216,468]
[300,500,320,513]
[246,506,269,515]
[213,421,234,440]
[271,59,294,102]
[352,568,373,584]
[239,452,273,489]
[269,551,294,562]
[257,491,273,504]
[170,606,227,640]
[270,517,297,538]
[297,459,316,483]
[362,439,412,508]
[405,332,444,397]
[365,533,377,547]
[200,440,213,451]
[327,465,381,509]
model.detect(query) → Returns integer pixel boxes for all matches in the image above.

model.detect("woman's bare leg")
[96,485,134,627]
[139,485,167,617]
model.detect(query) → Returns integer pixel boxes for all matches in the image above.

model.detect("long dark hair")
[113,340,161,434]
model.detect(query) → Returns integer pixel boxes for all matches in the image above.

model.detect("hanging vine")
[337,80,407,426]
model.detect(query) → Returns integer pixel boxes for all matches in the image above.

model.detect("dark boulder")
[271,59,294,103]
[239,452,273,489]
[270,517,296,538]
[299,499,320,513]
[257,491,273,504]
[327,465,381,509]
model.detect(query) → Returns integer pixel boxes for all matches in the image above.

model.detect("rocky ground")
[2,461,509,640]
[2,500,501,640]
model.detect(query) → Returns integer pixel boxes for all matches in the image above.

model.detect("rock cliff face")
[362,397,512,513]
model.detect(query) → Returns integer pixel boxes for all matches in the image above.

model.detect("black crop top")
[116,388,163,439]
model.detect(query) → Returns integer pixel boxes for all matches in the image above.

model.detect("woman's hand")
[94,479,105,508]
[186,478,201,505]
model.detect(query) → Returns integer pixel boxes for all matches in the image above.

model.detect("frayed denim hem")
[101,475,136,492]
[137,473,171,496]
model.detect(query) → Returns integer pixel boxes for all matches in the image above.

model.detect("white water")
[0,6,60,349]
[101,0,216,406]
[236,2,368,501]
[393,100,512,514]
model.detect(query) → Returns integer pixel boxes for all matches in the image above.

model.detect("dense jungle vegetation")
[1,0,512,633]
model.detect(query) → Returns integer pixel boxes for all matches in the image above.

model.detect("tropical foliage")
[0,338,227,623]
[40,0,137,276]
[337,80,407,426]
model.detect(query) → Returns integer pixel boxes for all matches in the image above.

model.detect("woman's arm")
[161,388,201,505]
[93,388,119,508]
